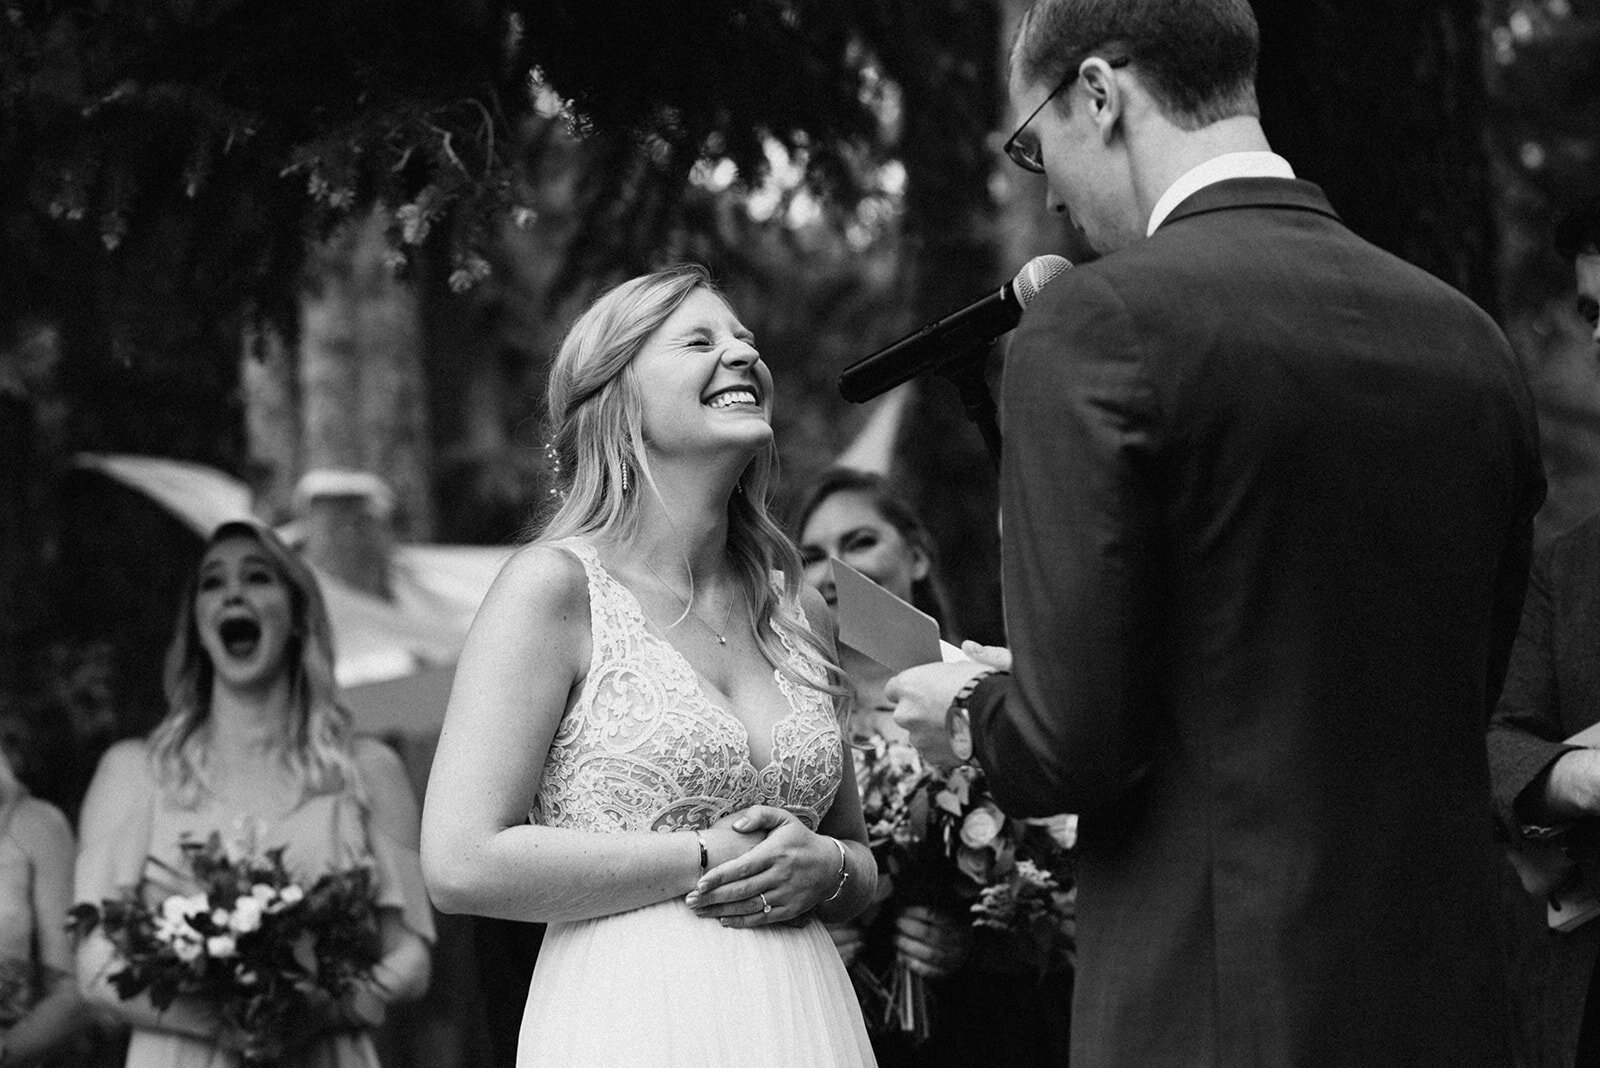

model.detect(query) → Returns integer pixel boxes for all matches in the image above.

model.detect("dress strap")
[549,538,635,681]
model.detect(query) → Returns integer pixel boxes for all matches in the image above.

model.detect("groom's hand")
[885,661,992,768]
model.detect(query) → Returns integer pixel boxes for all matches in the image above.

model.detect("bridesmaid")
[794,468,1071,1067]
[74,521,434,1068]
[0,732,92,1066]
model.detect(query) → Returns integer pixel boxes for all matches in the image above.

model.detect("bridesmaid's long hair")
[150,521,359,808]
[535,264,848,706]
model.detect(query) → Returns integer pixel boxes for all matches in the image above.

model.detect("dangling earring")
[620,462,630,495]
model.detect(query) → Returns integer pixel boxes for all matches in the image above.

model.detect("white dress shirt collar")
[1145,151,1296,236]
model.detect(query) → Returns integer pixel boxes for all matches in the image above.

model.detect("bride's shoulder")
[483,541,591,614]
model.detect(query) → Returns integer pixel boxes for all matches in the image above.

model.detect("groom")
[888,1,1544,1064]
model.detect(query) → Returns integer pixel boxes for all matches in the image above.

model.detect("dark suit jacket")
[970,178,1544,1067]
[1489,511,1600,1067]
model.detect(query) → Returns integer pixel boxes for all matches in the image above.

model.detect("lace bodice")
[531,541,843,834]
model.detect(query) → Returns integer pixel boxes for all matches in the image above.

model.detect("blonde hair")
[535,265,849,707]
[149,521,360,808]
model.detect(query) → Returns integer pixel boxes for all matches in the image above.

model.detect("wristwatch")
[946,670,998,762]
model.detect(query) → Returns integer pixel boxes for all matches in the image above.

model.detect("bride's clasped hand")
[687,806,852,927]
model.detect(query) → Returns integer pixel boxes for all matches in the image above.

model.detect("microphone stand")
[943,352,1002,474]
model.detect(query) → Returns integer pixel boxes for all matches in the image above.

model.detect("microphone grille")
[1012,254,1073,308]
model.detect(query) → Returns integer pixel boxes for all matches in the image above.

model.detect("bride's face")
[631,287,774,460]
[194,535,296,692]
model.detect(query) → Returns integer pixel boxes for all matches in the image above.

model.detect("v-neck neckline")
[586,549,805,776]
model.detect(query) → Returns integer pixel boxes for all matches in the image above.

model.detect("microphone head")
[1012,254,1073,308]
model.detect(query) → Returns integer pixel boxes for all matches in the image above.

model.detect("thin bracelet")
[822,836,850,902]
[694,830,709,873]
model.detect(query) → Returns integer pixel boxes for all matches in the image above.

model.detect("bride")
[420,265,878,1066]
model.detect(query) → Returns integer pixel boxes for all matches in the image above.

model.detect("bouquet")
[928,765,1077,975]
[69,829,384,1066]
[847,733,932,1033]
[852,736,1076,1046]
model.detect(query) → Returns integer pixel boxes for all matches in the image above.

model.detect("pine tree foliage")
[0,0,917,354]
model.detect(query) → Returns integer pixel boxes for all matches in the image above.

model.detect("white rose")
[210,908,230,928]
[230,896,264,934]
[206,935,237,959]
[250,884,276,904]
[959,804,1004,850]
[160,896,192,925]
[277,885,304,906]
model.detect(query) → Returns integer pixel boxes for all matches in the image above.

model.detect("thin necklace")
[639,556,740,645]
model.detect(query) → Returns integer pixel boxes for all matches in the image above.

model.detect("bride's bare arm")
[421,545,761,923]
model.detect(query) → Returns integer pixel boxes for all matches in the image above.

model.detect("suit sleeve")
[971,270,1164,817]
[1487,538,1578,834]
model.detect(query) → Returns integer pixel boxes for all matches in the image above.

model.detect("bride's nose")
[719,339,759,368]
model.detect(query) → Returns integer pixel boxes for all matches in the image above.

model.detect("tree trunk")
[885,0,1009,645]
[294,210,434,597]
[240,320,301,524]
[1253,0,1498,311]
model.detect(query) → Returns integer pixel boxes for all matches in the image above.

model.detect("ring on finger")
[759,892,772,915]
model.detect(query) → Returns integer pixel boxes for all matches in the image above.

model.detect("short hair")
[149,520,358,808]
[1555,197,1600,261]
[1012,0,1260,130]
[790,468,956,638]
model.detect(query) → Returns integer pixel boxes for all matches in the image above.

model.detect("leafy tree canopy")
[0,0,903,352]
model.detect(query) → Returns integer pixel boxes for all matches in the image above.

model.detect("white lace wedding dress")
[517,541,877,1067]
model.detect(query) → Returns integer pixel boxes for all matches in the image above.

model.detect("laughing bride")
[421,265,878,1067]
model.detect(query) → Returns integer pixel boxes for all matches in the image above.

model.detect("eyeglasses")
[1002,55,1131,174]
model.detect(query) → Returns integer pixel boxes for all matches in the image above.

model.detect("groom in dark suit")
[888,1,1545,1064]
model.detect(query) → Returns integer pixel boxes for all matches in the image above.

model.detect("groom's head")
[1004,0,1262,251]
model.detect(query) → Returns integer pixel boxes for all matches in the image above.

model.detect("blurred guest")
[1489,195,1600,1068]
[795,468,1070,1067]
[75,520,434,1068]
[0,733,94,1066]
[886,1,1543,1064]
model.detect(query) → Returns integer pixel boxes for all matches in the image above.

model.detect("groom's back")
[1066,186,1538,1067]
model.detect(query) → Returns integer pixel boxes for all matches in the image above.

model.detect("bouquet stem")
[882,958,933,1046]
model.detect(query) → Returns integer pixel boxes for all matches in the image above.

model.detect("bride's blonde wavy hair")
[149,521,360,808]
[533,264,849,708]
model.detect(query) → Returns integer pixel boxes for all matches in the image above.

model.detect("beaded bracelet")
[822,836,850,902]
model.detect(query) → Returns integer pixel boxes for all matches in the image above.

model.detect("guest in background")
[795,468,1070,1067]
[0,732,94,1066]
[1489,195,1600,1068]
[75,520,434,1068]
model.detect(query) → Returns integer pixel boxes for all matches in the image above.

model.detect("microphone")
[837,254,1073,403]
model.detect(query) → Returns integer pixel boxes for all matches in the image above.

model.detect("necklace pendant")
[717,635,727,645]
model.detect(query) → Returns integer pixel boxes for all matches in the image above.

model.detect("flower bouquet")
[929,765,1077,976]
[69,830,384,1066]
[847,732,933,1034]
[858,748,1077,1045]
